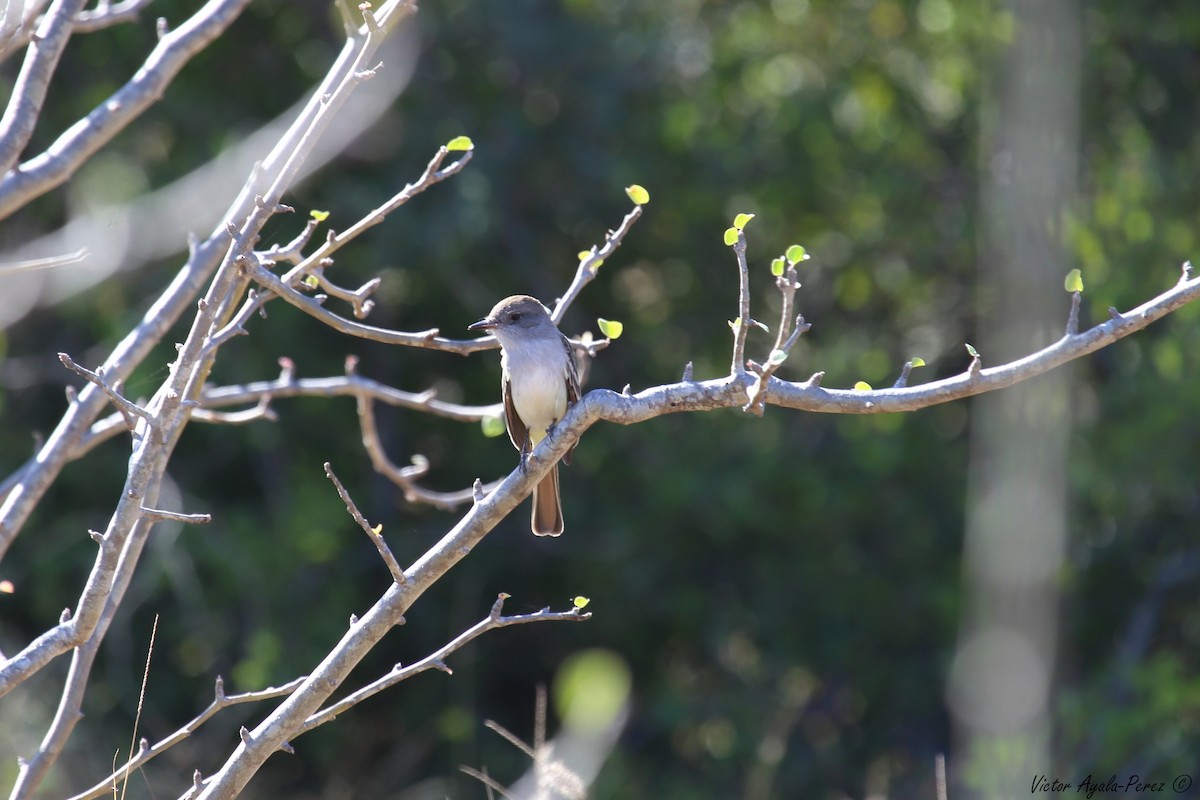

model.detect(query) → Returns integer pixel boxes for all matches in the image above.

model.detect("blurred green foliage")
[1,0,1199,798]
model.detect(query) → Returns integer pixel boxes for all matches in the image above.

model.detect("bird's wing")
[503,375,529,454]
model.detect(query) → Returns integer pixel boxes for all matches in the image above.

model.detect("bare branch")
[262,216,319,265]
[309,268,380,319]
[0,0,253,220]
[0,0,154,58]
[140,507,212,525]
[6,515,160,796]
[0,246,88,275]
[279,144,474,287]
[202,289,270,356]
[67,677,307,800]
[0,0,422,710]
[484,719,535,759]
[322,462,406,585]
[572,271,1200,421]
[892,359,920,389]
[58,352,154,434]
[0,0,87,175]
[744,260,810,415]
[551,203,643,325]
[201,368,498,422]
[190,397,277,425]
[300,597,589,733]
[459,766,517,800]
[248,259,492,353]
[73,0,155,31]
[729,231,751,377]
[176,252,1200,798]
[353,366,501,509]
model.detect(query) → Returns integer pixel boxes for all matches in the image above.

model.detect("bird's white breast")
[500,337,569,438]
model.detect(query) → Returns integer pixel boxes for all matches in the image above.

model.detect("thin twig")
[202,289,270,356]
[459,767,517,800]
[119,614,158,800]
[552,203,643,325]
[348,357,503,508]
[309,269,380,319]
[191,397,277,425]
[730,231,751,376]
[301,596,589,733]
[262,216,318,265]
[202,369,500,422]
[323,462,406,585]
[0,246,88,275]
[892,360,917,389]
[140,507,212,525]
[67,676,306,800]
[744,257,811,414]
[58,352,154,433]
[250,259,492,353]
[279,145,473,287]
[1065,290,1082,336]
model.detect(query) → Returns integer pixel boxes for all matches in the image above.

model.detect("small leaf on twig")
[785,244,809,264]
[597,318,624,339]
[770,257,785,277]
[446,135,474,151]
[309,209,330,222]
[625,184,650,205]
[733,212,755,230]
[303,275,319,289]
[1064,268,1084,293]
[965,343,979,358]
[911,356,926,368]
[723,227,739,246]
[371,524,383,536]
[767,349,788,366]
[481,415,506,438]
[573,596,590,609]
[853,381,872,391]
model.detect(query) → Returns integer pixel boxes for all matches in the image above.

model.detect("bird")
[468,295,580,536]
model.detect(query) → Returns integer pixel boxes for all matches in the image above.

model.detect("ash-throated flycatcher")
[468,295,580,536]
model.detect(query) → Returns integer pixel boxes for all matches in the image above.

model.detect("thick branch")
[586,273,1200,421]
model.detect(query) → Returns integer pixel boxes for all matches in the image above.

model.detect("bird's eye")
[509,312,522,322]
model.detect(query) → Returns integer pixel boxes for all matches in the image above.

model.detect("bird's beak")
[467,318,495,331]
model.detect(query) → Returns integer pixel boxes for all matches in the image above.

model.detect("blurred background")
[2,0,1199,797]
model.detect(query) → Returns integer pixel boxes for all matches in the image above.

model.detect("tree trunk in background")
[951,0,1081,792]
